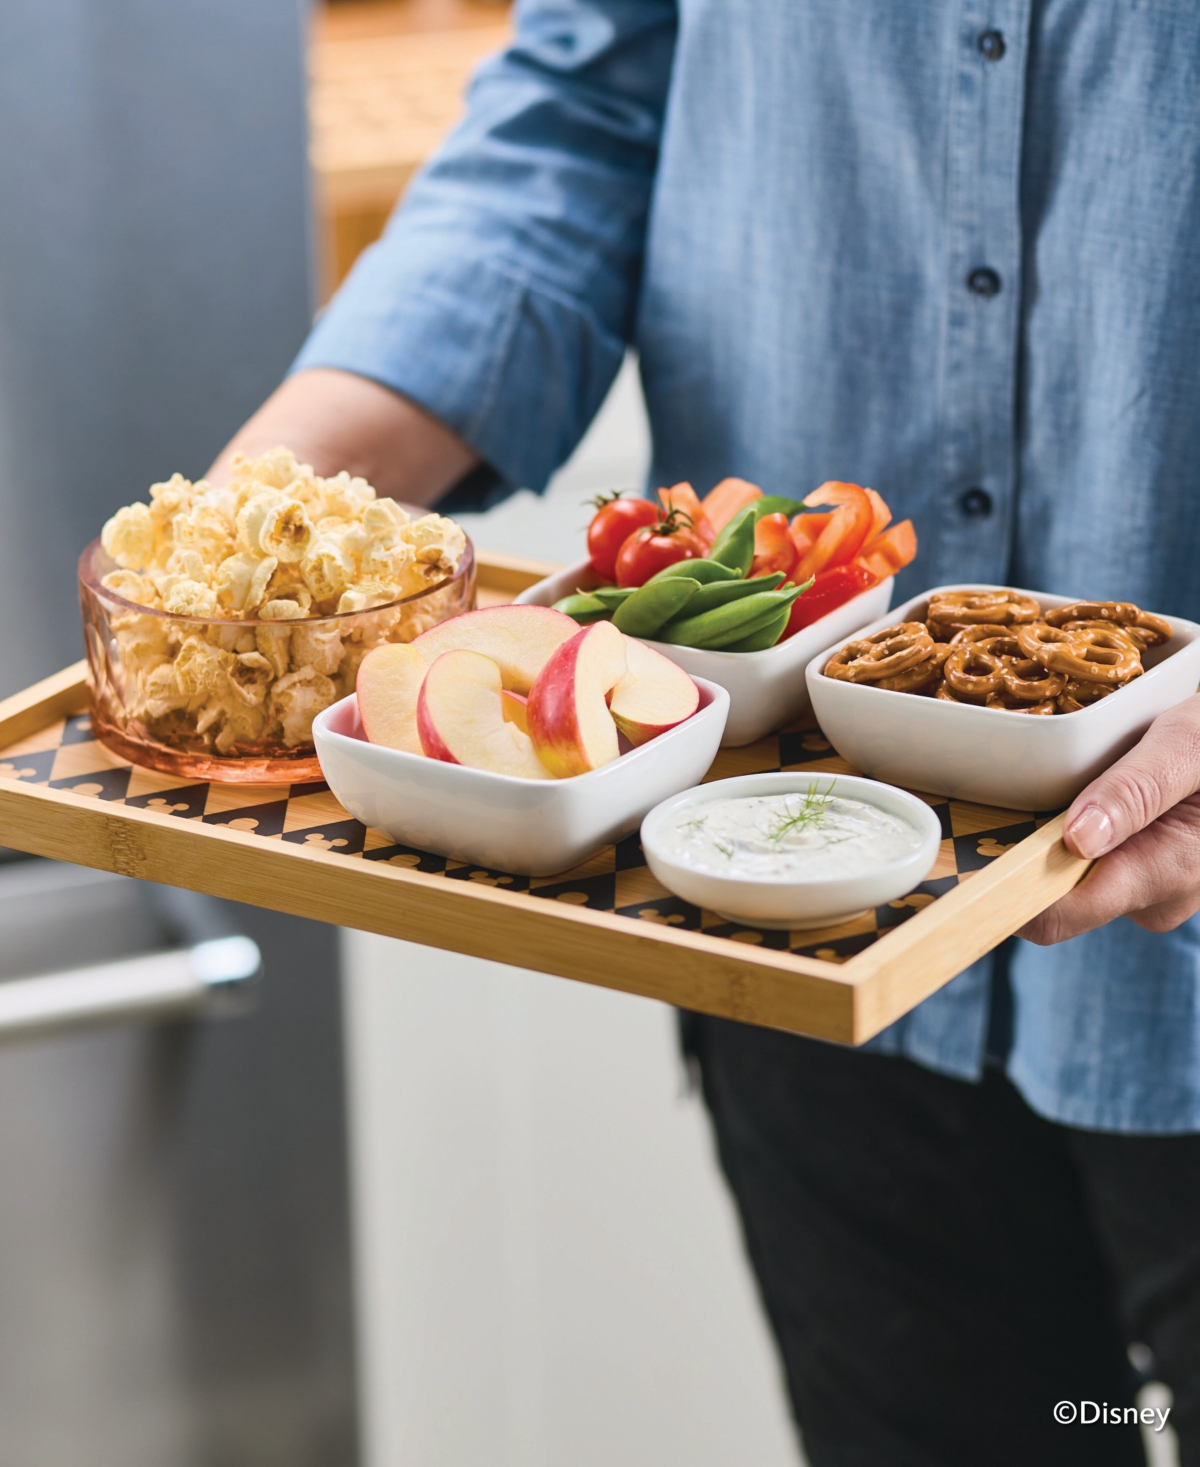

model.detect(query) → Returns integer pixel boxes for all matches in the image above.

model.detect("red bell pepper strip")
[856,519,917,580]
[701,477,763,533]
[795,482,874,582]
[781,562,879,639]
[749,512,800,579]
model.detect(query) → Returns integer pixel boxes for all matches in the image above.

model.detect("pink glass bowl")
[79,530,475,784]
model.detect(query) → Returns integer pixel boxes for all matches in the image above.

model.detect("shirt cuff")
[292,233,627,497]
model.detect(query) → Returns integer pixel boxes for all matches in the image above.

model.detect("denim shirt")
[296,0,1200,1134]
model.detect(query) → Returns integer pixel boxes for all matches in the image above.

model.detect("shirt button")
[967,266,1002,297]
[959,487,993,519]
[978,30,1006,61]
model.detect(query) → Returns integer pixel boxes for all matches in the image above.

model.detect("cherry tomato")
[781,563,879,639]
[857,519,917,580]
[657,482,715,547]
[586,494,660,581]
[795,482,874,582]
[614,510,706,587]
[749,512,799,579]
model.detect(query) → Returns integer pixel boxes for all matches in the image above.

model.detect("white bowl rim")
[640,772,943,890]
[313,676,730,788]
[806,581,1200,720]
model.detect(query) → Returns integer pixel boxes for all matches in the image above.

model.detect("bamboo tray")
[0,551,1088,1044]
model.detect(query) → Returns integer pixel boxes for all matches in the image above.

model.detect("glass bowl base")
[89,706,324,785]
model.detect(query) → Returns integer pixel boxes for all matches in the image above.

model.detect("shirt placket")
[933,0,1032,584]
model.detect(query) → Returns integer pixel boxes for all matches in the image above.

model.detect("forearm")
[206,368,479,506]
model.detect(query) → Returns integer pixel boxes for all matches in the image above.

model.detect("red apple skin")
[526,622,626,778]
[607,639,700,746]
[417,675,459,763]
[412,604,578,694]
[416,649,552,778]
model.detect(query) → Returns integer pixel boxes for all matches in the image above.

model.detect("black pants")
[685,1014,1200,1467]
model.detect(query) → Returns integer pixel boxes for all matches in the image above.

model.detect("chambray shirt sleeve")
[293,0,677,500]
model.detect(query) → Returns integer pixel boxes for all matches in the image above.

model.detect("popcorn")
[290,622,344,677]
[100,569,161,608]
[270,666,337,747]
[101,504,155,570]
[94,447,469,755]
[214,551,277,614]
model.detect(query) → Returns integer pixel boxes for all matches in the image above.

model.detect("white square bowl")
[312,678,729,876]
[516,558,893,747]
[805,583,1200,810]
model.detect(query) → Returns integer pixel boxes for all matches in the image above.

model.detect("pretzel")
[877,643,950,693]
[830,590,1164,717]
[824,623,935,683]
[1057,680,1116,714]
[947,623,1012,647]
[927,590,1040,638]
[943,645,1004,702]
[1017,622,1142,686]
[1047,601,1172,648]
[1058,618,1163,653]
[985,691,1057,715]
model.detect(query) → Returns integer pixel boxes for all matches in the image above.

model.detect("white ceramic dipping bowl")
[806,584,1200,811]
[516,558,892,747]
[640,772,942,930]
[313,678,729,877]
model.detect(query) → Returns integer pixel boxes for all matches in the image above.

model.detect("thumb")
[1063,695,1200,859]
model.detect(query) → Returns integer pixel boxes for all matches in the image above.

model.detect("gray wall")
[0,0,314,693]
[0,6,358,1463]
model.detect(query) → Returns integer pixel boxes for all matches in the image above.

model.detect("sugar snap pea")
[663,571,784,622]
[701,590,805,648]
[752,495,805,521]
[659,586,804,648]
[720,606,792,652]
[589,585,636,610]
[553,593,610,624]
[707,505,757,576]
[647,557,739,585]
[612,576,701,638]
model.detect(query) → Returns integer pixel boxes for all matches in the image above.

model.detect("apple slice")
[417,649,552,779]
[413,604,578,694]
[527,621,627,778]
[356,642,426,754]
[608,638,700,746]
[500,689,529,735]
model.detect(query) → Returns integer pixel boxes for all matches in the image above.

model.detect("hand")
[206,367,479,507]
[1019,693,1200,944]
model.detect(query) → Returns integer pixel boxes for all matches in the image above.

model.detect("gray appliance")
[0,4,358,1463]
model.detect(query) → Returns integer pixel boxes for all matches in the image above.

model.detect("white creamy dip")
[660,788,923,882]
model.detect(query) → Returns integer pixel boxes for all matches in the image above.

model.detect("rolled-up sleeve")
[294,0,677,498]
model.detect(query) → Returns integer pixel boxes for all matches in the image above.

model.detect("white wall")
[343,358,803,1467]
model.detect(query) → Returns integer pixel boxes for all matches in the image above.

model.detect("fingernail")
[1066,805,1114,859]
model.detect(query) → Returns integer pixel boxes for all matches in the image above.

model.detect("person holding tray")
[213,5,1200,1463]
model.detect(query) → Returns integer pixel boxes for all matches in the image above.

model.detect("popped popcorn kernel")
[89,446,471,758]
[101,504,156,570]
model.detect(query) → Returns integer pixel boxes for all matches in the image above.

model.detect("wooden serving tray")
[0,551,1088,1044]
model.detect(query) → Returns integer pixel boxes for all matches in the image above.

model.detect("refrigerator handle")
[0,937,262,1041]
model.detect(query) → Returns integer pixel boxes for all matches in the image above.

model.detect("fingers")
[1062,694,1200,859]
[1020,793,1200,944]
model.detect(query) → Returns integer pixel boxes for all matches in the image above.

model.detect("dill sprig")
[767,782,835,843]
